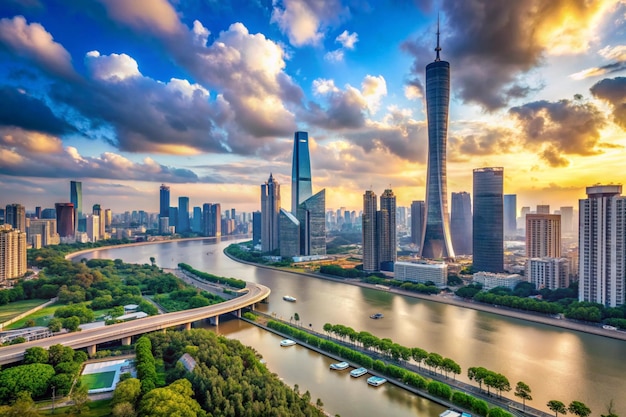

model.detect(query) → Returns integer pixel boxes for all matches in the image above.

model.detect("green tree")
[113,378,141,407]
[0,363,55,401]
[488,407,513,417]
[23,346,48,364]
[138,379,204,417]
[600,400,618,417]
[411,347,428,369]
[294,312,300,326]
[5,391,39,417]
[569,401,592,417]
[547,400,568,417]
[48,318,63,333]
[48,344,75,366]
[514,381,532,410]
[69,384,91,415]
[63,316,81,332]
[113,401,137,417]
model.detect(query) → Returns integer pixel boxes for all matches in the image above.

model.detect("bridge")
[0,282,270,365]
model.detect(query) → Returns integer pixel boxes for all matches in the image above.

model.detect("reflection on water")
[82,239,626,416]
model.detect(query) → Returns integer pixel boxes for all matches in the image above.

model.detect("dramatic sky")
[1,0,626,215]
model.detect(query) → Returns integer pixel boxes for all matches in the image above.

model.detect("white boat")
[283,295,297,302]
[367,376,387,386]
[603,325,617,330]
[370,313,384,319]
[330,361,349,370]
[350,367,368,377]
[280,339,296,347]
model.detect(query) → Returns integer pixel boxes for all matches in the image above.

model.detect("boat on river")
[370,313,384,319]
[367,376,387,386]
[280,339,296,347]
[330,361,349,370]
[350,367,368,377]
[283,295,297,302]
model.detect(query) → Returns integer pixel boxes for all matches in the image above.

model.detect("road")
[0,281,270,365]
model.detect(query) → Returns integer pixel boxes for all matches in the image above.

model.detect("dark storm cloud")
[509,98,607,166]
[402,0,602,110]
[590,77,626,129]
[448,126,515,161]
[0,85,75,134]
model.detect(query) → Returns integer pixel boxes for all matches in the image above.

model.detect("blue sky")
[1,0,625,214]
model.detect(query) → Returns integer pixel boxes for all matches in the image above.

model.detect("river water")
[80,238,626,416]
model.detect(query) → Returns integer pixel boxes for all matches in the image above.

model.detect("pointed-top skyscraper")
[291,131,313,214]
[420,21,455,259]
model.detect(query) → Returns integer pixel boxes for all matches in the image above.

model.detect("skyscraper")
[252,211,262,245]
[159,184,170,218]
[261,174,281,253]
[559,206,574,234]
[297,190,326,256]
[0,224,27,284]
[55,203,75,238]
[410,201,425,247]
[362,190,378,272]
[70,181,82,231]
[450,192,472,255]
[92,204,105,239]
[5,204,26,233]
[503,194,517,236]
[421,25,454,260]
[526,214,561,258]
[379,189,397,271]
[202,203,221,237]
[178,197,190,233]
[473,167,504,273]
[291,131,313,214]
[537,205,550,214]
[578,185,626,307]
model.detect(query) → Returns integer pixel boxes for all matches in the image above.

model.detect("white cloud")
[324,49,344,62]
[336,30,358,49]
[271,0,325,46]
[85,51,140,81]
[313,78,339,95]
[599,45,626,60]
[97,0,183,36]
[361,75,387,113]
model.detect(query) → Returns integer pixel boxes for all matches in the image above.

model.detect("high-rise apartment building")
[5,204,26,233]
[362,190,378,272]
[104,209,112,228]
[578,185,626,307]
[527,258,569,290]
[379,189,397,271]
[536,205,550,214]
[473,167,504,273]
[159,184,170,218]
[202,203,221,237]
[178,197,190,233]
[291,131,313,214]
[92,204,105,239]
[86,214,100,242]
[28,219,60,247]
[526,214,561,258]
[0,224,27,284]
[503,194,517,236]
[261,174,281,252]
[421,27,454,260]
[55,203,75,238]
[559,206,574,234]
[410,201,425,247]
[450,192,472,255]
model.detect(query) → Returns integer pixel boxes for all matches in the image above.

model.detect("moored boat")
[370,313,384,319]
[367,376,387,386]
[283,295,297,302]
[350,367,368,377]
[330,361,349,370]
[280,339,296,347]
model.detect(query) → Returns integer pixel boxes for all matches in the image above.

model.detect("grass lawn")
[0,299,50,323]
[81,371,117,390]
[39,399,112,416]
[4,302,63,330]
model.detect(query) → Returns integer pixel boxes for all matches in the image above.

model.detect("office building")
[41,208,56,219]
[169,207,178,231]
[503,194,517,236]
[55,203,75,238]
[395,261,447,287]
[0,224,27,283]
[421,27,454,260]
[252,211,262,245]
[537,205,550,214]
[527,258,570,290]
[28,219,59,247]
[526,214,561,258]
[202,203,221,237]
[578,185,626,307]
[362,190,378,272]
[297,190,326,256]
[5,204,26,233]
[473,167,504,273]
[473,271,522,291]
[450,192,472,255]
[192,207,202,233]
[261,174,281,252]
[518,206,531,230]
[178,197,190,233]
[159,184,170,218]
[378,189,397,271]
[279,209,300,258]
[86,214,100,242]
[35,207,42,219]
[410,200,425,247]
[70,181,82,232]
[92,204,105,239]
[559,206,574,234]
[291,131,313,214]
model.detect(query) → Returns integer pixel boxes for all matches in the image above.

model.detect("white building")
[527,258,570,290]
[579,185,626,307]
[86,214,100,242]
[394,261,447,287]
[473,271,522,291]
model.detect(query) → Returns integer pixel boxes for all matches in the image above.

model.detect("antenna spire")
[435,14,441,61]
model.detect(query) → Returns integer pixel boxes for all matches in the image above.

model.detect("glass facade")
[451,192,472,255]
[503,194,517,236]
[55,202,75,237]
[159,184,170,218]
[379,189,397,270]
[297,189,326,256]
[410,201,425,247]
[362,190,378,272]
[279,209,300,258]
[261,174,281,252]
[178,197,190,232]
[472,167,504,273]
[421,59,454,259]
[291,131,313,214]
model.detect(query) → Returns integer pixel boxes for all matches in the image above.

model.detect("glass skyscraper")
[159,184,170,218]
[178,196,190,233]
[291,131,313,214]
[261,174,281,252]
[450,192,472,255]
[473,167,504,273]
[420,27,454,260]
[503,194,517,236]
[70,181,82,232]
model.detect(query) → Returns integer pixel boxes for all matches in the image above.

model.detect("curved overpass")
[0,282,270,365]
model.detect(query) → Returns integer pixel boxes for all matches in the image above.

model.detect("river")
[79,238,626,416]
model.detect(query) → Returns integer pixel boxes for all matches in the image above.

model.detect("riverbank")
[223,246,626,342]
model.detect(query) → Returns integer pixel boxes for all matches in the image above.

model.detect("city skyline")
[1,1,625,213]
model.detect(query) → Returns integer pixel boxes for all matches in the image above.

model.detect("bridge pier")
[87,344,96,357]
[235,309,241,318]
[250,303,255,311]
[184,322,191,331]
[121,336,132,346]
[211,315,219,326]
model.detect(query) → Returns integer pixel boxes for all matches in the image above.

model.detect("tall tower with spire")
[420,21,455,260]
[261,173,281,253]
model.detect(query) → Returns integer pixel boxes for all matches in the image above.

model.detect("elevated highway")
[0,282,270,365]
